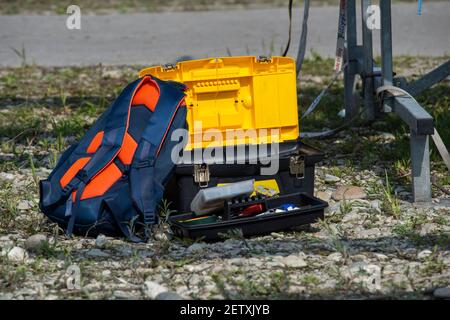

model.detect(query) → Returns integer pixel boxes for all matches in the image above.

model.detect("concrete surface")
[0,2,449,67]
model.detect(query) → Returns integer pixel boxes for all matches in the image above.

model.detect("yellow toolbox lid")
[139,56,299,150]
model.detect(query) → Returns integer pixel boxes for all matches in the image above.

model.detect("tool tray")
[169,192,328,241]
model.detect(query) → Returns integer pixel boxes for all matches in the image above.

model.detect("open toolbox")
[169,192,328,241]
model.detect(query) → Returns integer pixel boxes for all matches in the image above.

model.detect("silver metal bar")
[344,0,359,119]
[380,0,394,88]
[406,60,450,97]
[410,130,432,202]
[394,96,434,135]
[394,95,433,202]
[361,0,375,120]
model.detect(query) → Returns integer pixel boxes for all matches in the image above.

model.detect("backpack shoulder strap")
[129,77,186,227]
[59,77,149,200]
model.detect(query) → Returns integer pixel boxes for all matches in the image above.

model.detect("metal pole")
[406,60,450,97]
[380,0,394,113]
[361,0,375,120]
[410,130,432,202]
[344,0,359,120]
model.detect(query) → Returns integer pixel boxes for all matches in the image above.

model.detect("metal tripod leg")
[410,131,432,202]
[361,0,375,121]
[344,0,359,119]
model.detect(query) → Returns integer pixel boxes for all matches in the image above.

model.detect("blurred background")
[1,0,449,67]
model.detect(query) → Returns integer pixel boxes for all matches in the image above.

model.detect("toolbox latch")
[256,56,272,63]
[289,156,305,179]
[193,164,210,188]
[162,63,176,71]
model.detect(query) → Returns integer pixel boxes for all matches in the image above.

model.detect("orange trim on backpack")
[88,77,148,183]
[81,163,122,200]
[117,132,138,165]
[86,131,104,154]
[131,77,160,112]
[60,157,91,188]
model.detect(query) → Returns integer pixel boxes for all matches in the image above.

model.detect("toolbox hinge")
[193,164,210,188]
[289,156,305,179]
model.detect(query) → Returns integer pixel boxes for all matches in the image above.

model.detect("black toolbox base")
[165,141,324,214]
[169,193,327,241]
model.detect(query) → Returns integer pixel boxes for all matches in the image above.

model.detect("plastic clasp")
[75,169,89,183]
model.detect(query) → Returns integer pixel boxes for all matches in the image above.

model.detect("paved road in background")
[0,2,449,67]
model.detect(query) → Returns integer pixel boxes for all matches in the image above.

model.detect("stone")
[144,280,167,299]
[101,270,111,277]
[95,234,107,248]
[347,262,381,293]
[124,269,132,276]
[7,246,28,262]
[281,254,307,268]
[114,290,140,300]
[86,248,110,258]
[229,258,245,266]
[324,174,341,184]
[316,191,332,202]
[342,211,360,223]
[433,287,450,299]
[373,253,389,261]
[0,172,15,181]
[417,249,432,260]
[358,228,381,238]
[17,200,33,210]
[186,243,207,254]
[0,293,14,300]
[419,223,438,236]
[332,186,367,201]
[155,292,183,300]
[103,69,122,79]
[371,200,382,213]
[379,132,396,141]
[25,234,47,252]
[327,252,343,262]
[0,236,14,251]
[185,264,204,272]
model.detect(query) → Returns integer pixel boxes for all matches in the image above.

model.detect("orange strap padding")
[86,131,104,154]
[81,163,122,200]
[60,157,91,188]
[117,132,138,165]
[131,78,160,111]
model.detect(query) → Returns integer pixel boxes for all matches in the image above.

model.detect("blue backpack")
[39,76,187,242]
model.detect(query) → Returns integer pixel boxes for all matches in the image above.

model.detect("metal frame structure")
[343,0,450,202]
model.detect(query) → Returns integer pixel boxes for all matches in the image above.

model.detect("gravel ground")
[0,57,449,300]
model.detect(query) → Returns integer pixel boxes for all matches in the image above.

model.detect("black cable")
[282,0,294,57]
